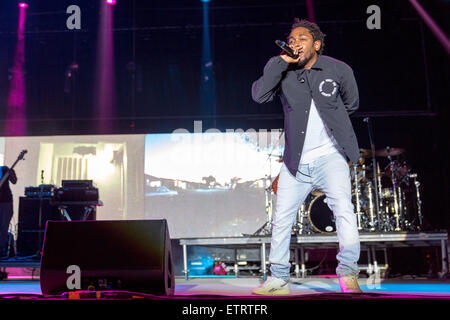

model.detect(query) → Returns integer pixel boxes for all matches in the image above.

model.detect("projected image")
[0,135,145,238]
[2,135,145,227]
[144,131,284,238]
[0,138,4,165]
[36,141,127,220]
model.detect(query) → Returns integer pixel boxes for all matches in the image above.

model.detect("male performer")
[251,18,362,294]
[0,166,17,259]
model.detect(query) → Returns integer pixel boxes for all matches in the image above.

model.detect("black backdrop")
[0,0,448,231]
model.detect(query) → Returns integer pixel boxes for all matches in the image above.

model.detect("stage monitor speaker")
[40,219,174,296]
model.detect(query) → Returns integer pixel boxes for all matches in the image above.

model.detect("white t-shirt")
[300,99,342,164]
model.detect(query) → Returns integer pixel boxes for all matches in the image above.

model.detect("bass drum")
[307,192,336,233]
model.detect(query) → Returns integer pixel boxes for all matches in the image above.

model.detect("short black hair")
[290,18,326,55]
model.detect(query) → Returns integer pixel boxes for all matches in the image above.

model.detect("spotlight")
[105,0,116,5]
[18,2,28,8]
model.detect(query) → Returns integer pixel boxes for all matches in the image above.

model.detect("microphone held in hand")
[275,40,299,59]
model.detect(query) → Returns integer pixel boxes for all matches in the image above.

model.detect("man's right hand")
[280,46,301,64]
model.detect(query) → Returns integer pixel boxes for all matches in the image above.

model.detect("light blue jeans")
[269,151,360,281]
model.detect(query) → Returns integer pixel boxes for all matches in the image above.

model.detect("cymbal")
[375,147,405,157]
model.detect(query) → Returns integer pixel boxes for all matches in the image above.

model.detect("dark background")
[0,0,448,234]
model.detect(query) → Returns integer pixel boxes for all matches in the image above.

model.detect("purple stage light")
[106,0,116,5]
[5,2,28,136]
[306,0,315,22]
[94,0,117,134]
[408,0,450,54]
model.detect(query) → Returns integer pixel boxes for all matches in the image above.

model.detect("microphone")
[275,40,299,59]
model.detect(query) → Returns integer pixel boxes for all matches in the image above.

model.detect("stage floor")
[1,276,450,298]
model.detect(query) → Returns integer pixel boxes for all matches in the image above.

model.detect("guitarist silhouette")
[0,150,26,259]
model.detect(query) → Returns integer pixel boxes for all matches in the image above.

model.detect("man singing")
[251,18,362,294]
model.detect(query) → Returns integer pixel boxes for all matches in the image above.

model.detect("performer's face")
[287,27,321,68]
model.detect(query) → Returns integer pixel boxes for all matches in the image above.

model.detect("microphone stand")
[28,171,45,260]
[247,129,284,236]
[36,170,45,259]
[363,117,381,231]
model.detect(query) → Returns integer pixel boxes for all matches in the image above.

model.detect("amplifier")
[55,187,99,202]
[62,180,93,188]
[24,185,57,198]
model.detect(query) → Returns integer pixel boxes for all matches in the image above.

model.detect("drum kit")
[349,146,423,233]
[254,146,424,236]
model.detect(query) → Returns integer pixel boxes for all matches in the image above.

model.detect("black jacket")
[252,54,360,176]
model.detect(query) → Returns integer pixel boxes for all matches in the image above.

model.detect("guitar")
[0,149,27,189]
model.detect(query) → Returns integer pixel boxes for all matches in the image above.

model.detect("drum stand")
[353,164,364,231]
[353,162,376,231]
[293,203,315,235]
[251,177,274,236]
[363,117,382,231]
[386,153,402,231]
[376,163,392,232]
[251,130,284,237]
[409,173,424,230]
[366,180,377,231]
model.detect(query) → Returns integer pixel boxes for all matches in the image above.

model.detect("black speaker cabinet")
[40,220,174,296]
[18,197,61,230]
[16,197,61,257]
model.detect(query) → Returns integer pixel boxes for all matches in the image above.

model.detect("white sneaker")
[339,275,363,293]
[252,276,290,296]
